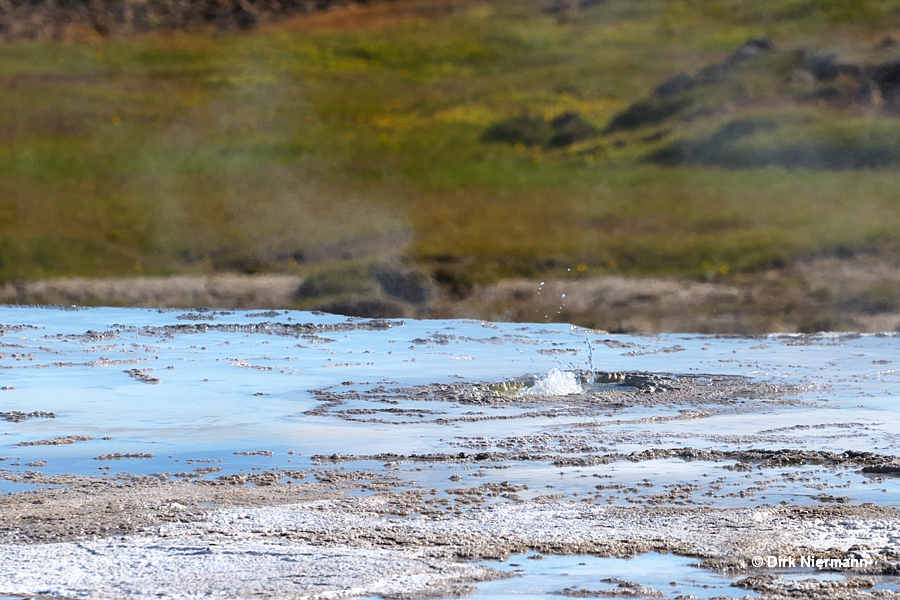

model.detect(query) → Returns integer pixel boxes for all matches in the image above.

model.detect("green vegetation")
[3,0,900,291]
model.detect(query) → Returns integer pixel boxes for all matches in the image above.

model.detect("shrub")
[547,112,598,148]
[481,114,554,147]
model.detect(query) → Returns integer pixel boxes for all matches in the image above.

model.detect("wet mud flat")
[2,307,900,599]
[3,478,900,599]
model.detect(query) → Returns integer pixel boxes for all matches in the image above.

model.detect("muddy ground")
[2,469,900,599]
[3,254,900,333]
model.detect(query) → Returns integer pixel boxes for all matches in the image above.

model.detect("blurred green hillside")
[3,0,900,314]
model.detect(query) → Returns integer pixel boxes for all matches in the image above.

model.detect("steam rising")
[133,61,410,271]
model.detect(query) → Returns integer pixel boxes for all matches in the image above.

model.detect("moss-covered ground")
[3,0,900,328]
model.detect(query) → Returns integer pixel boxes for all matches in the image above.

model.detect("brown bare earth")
[3,254,900,333]
[256,0,480,33]
[0,0,481,42]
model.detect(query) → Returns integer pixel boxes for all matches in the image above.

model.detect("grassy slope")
[2,0,900,287]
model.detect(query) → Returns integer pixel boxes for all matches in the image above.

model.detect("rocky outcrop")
[653,37,775,100]
[804,50,900,108]
[481,111,598,149]
[610,37,900,136]
[607,38,776,133]
[601,37,900,170]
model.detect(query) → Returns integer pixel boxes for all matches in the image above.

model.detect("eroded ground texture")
[1,306,900,599]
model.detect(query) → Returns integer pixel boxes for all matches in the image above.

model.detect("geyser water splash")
[586,337,596,375]
[519,368,582,396]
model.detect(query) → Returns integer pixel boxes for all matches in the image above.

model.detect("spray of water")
[519,368,582,396]
[585,338,596,376]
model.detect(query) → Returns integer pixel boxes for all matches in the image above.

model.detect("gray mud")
[2,477,900,599]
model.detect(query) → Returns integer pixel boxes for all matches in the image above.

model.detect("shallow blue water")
[2,307,899,491]
[3,306,900,597]
[472,553,756,599]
